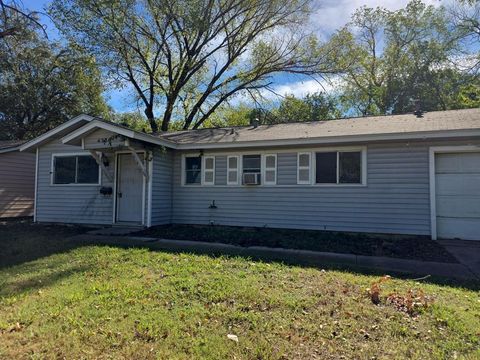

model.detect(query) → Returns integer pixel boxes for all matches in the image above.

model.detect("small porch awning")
[61,119,176,150]
[61,120,176,182]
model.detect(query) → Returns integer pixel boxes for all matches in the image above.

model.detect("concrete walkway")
[438,240,480,279]
[69,234,479,281]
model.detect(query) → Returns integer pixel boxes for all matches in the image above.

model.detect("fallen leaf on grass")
[227,334,239,342]
[9,322,23,332]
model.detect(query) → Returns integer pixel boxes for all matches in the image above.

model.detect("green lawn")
[0,221,479,359]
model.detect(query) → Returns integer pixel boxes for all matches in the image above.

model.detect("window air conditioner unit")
[243,172,261,185]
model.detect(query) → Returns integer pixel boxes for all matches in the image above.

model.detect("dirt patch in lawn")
[133,225,458,263]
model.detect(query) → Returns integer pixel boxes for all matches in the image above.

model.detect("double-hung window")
[53,154,99,185]
[242,154,261,184]
[202,156,215,185]
[185,156,202,185]
[263,154,277,185]
[315,150,362,184]
[227,156,239,185]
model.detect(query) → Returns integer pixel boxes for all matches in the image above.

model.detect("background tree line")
[1,0,480,139]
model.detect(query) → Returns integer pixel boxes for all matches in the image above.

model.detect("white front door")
[435,152,480,240]
[116,153,144,224]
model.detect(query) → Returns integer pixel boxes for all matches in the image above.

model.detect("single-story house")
[19,109,480,241]
[0,140,35,218]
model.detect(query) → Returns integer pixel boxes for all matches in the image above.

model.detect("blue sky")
[22,0,442,113]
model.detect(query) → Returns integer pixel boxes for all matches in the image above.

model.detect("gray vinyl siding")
[150,148,173,225]
[215,156,227,185]
[171,139,480,235]
[277,153,297,185]
[0,151,35,218]
[36,138,114,224]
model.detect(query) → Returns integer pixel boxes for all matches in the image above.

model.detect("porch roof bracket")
[127,145,149,181]
[88,150,114,183]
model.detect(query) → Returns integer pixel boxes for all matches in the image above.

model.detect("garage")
[434,151,480,241]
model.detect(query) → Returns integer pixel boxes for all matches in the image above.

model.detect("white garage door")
[435,152,480,241]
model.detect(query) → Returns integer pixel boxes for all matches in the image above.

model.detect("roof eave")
[61,120,178,149]
[173,129,480,150]
[0,145,21,154]
[19,114,95,152]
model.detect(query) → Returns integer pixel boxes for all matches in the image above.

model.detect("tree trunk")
[162,100,174,132]
[144,106,158,133]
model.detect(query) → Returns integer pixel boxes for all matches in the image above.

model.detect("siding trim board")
[34,148,39,221]
[428,145,480,240]
[147,152,153,227]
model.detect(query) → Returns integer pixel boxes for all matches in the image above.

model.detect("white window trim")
[202,155,215,185]
[180,146,367,187]
[50,152,101,186]
[263,154,277,186]
[227,155,240,185]
[312,148,367,186]
[297,152,311,185]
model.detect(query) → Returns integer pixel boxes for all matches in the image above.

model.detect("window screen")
[54,156,76,184]
[185,156,201,184]
[315,152,337,183]
[242,155,261,173]
[339,152,361,183]
[77,156,100,183]
[53,155,99,184]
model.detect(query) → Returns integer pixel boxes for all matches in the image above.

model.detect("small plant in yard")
[367,275,434,316]
[387,288,434,316]
[367,275,391,305]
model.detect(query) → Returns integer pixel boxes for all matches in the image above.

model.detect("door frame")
[113,150,147,225]
[429,145,480,240]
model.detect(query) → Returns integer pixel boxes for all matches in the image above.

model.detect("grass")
[135,224,458,263]
[0,221,479,359]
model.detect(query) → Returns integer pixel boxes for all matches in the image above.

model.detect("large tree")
[49,0,341,132]
[332,0,470,116]
[0,0,45,39]
[0,22,110,140]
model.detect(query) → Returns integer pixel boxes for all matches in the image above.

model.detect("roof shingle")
[158,108,480,145]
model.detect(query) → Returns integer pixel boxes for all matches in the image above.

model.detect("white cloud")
[311,0,442,36]
[263,79,335,99]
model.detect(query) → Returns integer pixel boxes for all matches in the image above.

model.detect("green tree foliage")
[49,0,342,132]
[0,0,45,39]
[273,92,341,123]
[332,0,476,116]
[206,92,341,128]
[112,112,152,133]
[0,17,110,140]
